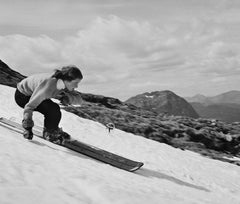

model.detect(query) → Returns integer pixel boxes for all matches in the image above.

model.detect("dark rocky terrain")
[0,60,26,87]
[1,60,240,166]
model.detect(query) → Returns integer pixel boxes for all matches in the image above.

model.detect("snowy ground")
[0,84,240,204]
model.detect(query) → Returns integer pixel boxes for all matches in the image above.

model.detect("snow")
[0,84,240,204]
[145,95,154,98]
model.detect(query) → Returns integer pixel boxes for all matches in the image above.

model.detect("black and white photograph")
[0,0,240,203]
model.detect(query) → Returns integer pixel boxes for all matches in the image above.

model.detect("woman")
[15,65,83,144]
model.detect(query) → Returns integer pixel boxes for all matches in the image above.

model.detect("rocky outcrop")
[80,92,123,109]
[0,60,26,87]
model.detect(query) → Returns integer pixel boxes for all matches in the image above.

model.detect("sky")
[1,84,240,204]
[0,0,240,100]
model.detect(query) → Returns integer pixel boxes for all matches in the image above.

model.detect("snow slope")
[0,84,240,204]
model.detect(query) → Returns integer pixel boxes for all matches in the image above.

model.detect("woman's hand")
[22,118,34,130]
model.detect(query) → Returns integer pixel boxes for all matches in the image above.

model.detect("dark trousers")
[14,89,61,130]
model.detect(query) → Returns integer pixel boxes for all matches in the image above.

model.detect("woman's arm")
[23,79,56,119]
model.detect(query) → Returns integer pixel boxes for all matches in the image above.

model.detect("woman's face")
[64,78,82,91]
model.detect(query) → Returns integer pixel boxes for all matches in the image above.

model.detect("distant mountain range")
[125,90,240,123]
[185,92,240,123]
[125,91,199,118]
[185,91,240,105]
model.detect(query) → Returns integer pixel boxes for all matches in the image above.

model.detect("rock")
[0,60,26,87]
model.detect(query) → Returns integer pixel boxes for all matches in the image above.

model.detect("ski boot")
[23,128,33,140]
[43,127,71,144]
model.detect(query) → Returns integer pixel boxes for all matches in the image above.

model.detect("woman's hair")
[52,65,83,81]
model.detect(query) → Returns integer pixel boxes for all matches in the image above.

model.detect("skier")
[14,65,83,143]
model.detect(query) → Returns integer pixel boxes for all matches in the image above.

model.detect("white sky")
[0,0,240,100]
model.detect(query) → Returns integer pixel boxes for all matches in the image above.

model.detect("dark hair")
[52,65,83,81]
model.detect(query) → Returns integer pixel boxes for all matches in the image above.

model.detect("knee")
[48,103,61,117]
[53,103,61,112]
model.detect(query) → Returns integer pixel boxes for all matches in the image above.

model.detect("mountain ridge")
[0,60,26,87]
[185,91,240,123]
[185,90,240,105]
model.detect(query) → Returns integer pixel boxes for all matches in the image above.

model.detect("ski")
[0,117,144,172]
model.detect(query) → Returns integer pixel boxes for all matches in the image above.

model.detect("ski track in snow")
[0,85,240,204]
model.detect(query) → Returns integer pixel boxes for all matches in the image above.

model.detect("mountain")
[210,90,240,104]
[191,102,240,123]
[185,94,212,105]
[125,90,199,118]
[0,60,26,87]
[185,91,240,123]
[186,91,240,105]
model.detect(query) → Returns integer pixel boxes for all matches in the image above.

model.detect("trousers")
[14,89,61,130]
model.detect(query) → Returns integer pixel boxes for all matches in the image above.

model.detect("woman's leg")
[35,99,61,130]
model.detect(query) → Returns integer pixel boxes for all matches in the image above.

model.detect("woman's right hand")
[22,118,34,130]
